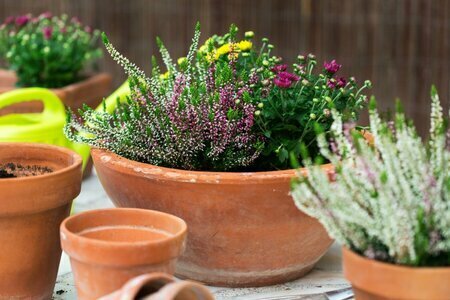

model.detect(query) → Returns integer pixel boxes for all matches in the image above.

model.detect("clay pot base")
[0,162,53,178]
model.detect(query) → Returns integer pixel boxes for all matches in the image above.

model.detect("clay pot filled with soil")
[342,248,450,300]
[60,208,187,300]
[99,273,214,300]
[91,148,334,287]
[0,142,82,299]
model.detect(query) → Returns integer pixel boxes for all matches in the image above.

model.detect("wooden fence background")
[1,0,449,135]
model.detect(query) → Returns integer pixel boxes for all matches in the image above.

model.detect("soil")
[0,163,53,178]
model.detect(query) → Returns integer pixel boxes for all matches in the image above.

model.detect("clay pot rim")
[60,208,187,248]
[0,142,82,182]
[343,247,450,272]
[91,130,372,184]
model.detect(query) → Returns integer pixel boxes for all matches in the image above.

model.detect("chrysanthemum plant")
[65,23,263,171]
[292,86,450,267]
[198,28,372,169]
[0,13,102,88]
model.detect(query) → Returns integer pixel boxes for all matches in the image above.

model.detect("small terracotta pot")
[343,247,450,300]
[100,273,214,300]
[91,148,334,287]
[0,142,82,299]
[60,208,187,300]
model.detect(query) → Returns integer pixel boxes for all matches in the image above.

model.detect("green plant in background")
[292,86,450,267]
[65,23,264,171]
[198,27,371,169]
[0,13,102,88]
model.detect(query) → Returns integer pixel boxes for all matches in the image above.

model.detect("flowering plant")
[292,86,450,266]
[0,13,102,88]
[198,28,371,169]
[65,23,263,171]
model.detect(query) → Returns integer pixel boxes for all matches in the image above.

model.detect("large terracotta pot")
[0,142,82,299]
[343,247,450,300]
[91,148,334,287]
[60,208,187,300]
[0,70,111,177]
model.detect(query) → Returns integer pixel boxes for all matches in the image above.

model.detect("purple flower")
[336,77,347,88]
[42,26,53,39]
[3,16,14,25]
[324,59,341,75]
[274,71,299,89]
[39,12,52,19]
[327,79,336,89]
[271,64,287,74]
[15,15,30,27]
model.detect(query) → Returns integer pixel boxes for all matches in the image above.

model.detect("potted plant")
[0,142,82,299]
[60,208,187,299]
[291,87,450,299]
[65,23,371,287]
[0,13,111,116]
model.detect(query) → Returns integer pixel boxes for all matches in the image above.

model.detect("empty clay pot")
[60,208,187,300]
[91,148,334,287]
[99,273,214,300]
[0,142,82,299]
[343,247,450,300]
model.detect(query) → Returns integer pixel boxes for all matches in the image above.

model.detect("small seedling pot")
[60,208,187,300]
[342,247,450,300]
[0,142,82,299]
[99,273,214,300]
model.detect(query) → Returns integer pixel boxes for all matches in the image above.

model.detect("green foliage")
[0,13,102,88]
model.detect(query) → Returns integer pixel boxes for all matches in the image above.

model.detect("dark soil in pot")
[0,162,53,178]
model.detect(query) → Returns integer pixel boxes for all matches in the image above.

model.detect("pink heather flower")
[336,77,347,88]
[42,26,53,39]
[39,12,52,19]
[324,59,341,74]
[271,64,287,74]
[15,15,30,27]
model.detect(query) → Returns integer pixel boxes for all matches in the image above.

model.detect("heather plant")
[0,13,102,88]
[199,28,371,169]
[291,86,450,267]
[65,23,263,171]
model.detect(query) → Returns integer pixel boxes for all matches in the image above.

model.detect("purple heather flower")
[324,59,341,75]
[15,15,30,27]
[39,12,52,19]
[42,26,53,39]
[271,64,287,74]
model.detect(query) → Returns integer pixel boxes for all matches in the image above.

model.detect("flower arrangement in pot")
[291,87,450,299]
[0,12,111,115]
[65,23,371,287]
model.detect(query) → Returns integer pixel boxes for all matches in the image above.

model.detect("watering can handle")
[0,88,65,119]
[96,80,130,113]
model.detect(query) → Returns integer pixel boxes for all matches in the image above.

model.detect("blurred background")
[0,0,448,135]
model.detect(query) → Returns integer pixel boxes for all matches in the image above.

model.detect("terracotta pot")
[0,142,82,299]
[100,273,214,300]
[60,208,187,300]
[91,148,334,287]
[343,247,450,300]
[0,70,111,178]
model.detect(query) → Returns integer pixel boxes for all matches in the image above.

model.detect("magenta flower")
[42,26,53,39]
[15,15,30,27]
[3,16,14,25]
[336,77,347,88]
[271,64,287,74]
[327,79,336,89]
[84,26,92,33]
[39,12,52,19]
[324,59,341,75]
[274,71,299,89]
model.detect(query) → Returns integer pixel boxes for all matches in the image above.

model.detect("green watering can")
[0,82,131,169]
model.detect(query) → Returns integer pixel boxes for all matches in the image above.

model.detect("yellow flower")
[159,71,170,80]
[216,43,231,56]
[177,57,187,66]
[238,40,252,51]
